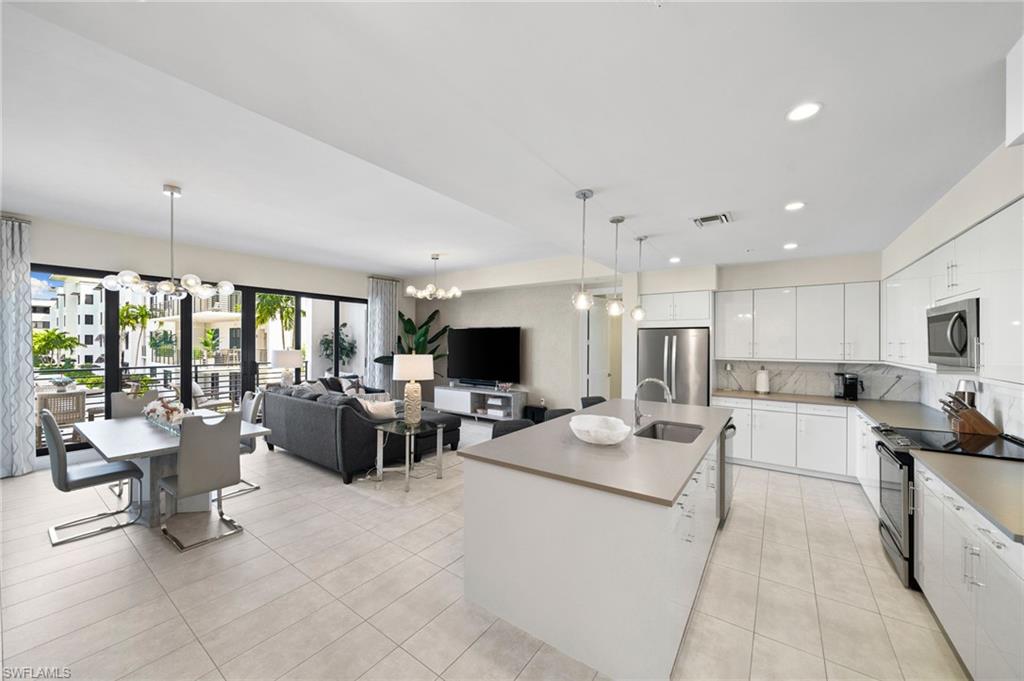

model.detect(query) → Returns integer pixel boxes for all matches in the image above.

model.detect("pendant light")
[630,236,648,321]
[571,189,595,311]
[101,185,234,301]
[606,216,625,316]
[406,254,462,300]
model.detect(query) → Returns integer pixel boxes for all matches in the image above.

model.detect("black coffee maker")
[834,373,864,401]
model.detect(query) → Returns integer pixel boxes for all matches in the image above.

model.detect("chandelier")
[406,254,462,300]
[101,185,234,300]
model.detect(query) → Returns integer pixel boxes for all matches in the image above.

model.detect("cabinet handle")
[950,263,958,288]
[977,526,1006,550]
[962,543,969,583]
[946,262,951,288]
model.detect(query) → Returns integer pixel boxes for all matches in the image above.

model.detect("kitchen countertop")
[712,390,951,430]
[458,398,732,507]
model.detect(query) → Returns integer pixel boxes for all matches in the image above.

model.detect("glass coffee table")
[371,420,444,492]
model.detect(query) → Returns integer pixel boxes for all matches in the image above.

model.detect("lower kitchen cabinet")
[710,397,752,460]
[751,408,796,467]
[796,408,847,475]
[975,538,1024,681]
[853,410,880,514]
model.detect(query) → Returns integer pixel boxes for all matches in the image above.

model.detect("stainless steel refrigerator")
[636,327,710,405]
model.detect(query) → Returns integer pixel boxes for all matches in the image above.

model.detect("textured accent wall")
[415,284,581,410]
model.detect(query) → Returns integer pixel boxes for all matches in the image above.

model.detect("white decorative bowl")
[569,415,632,446]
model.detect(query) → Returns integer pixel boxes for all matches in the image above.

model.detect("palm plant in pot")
[373,310,448,371]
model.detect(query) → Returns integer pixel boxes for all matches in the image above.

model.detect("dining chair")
[581,396,607,409]
[221,390,263,500]
[491,419,534,439]
[41,409,144,546]
[158,411,244,551]
[544,408,575,421]
[108,389,159,498]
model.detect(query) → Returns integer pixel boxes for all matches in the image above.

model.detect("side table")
[371,420,444,492]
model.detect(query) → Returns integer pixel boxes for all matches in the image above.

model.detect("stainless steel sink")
[634,421,704,444]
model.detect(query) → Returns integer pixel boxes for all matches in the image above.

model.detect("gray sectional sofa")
[262,388,460,483]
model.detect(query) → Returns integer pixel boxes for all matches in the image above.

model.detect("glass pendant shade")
[101,274,121,291]
[180,273,202,291]
[408,254,462,300]
[572,290,594,311]
[630,305,647,321]
[607,298,625,316]
[215,280,235,296]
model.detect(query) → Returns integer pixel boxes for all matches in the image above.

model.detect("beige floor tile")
[446,556,465,578]
[817,596,902,681]
[370,570,464,644]
[120,640,216,681]
[359,647,438,681]
[394,513,464,554]
[711,529,763,576]
[341,554,441,618]
[294,531,389,580]
[750,634,827,681]
[182,565,310,635]
[151,537,270,592]
[517,644,597,681]
[695,563,759,630]
[671,612,753,681]
[807,522,861,563]
[402,598,497,675]
[317,542,413,597]
[0,547,142,607]
[283,621,395,680]
[764,513,808,548]
[881,616,966,680]
[271,519,367,564]
[64,617,195,681]
[219,600,363,681]
[760,540,814,592]
[755,578,822,656]
[419,529,464,568]
[167,550,287,612]
[863,566,939,631]
[825,660,878,680]
[443,619,542,681]
[811,554,877,611]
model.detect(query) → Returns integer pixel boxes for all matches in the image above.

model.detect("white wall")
[31,217,370,299]
[403,255,614,293]
[881,144,1024,278]
[717,253,881,290]
[638,265,717,295]
[415,284,581,410]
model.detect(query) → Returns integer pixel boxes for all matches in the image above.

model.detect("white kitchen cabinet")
[975,537,1024,681]
[883,259,931,368]
[928,242,958,303]
[753,288,796,359]
[844,282,879,361]
[796,411,847,475]
[917,471,946,611]
[796,284,844,360]
[672,291,711,320]
[941,502,978,674]
[715,290,753,358]
[976,200,1024,384]
[710,397,752,461]
[641,293,676,321]
[852,410,880,514]
[751,407,796,467]
[846,408,860,477]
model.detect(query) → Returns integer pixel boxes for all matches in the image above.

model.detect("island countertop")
[458,399,733,507]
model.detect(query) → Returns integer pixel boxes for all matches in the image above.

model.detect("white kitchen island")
[460,399,732,680]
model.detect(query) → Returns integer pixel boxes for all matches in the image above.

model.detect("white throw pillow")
[358,398,396,419]
[310,381,328,395]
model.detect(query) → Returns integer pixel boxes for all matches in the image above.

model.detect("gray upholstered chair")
[544,408,575,421]
[581,396,607,409]
[41,409,143,546]
[191,380,234,412]
[108,389,158,497]
[491,419,533,439]
[159,411,244,551]
[222,390,263,499]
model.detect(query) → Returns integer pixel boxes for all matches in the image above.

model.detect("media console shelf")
[434,384,528,421]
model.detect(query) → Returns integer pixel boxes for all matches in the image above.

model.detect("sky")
[30,272,60,300]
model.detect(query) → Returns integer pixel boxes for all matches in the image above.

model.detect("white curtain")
[366,277,398,394]
[1,217,36,478]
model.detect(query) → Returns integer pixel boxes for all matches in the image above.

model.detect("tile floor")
[1,420,966,681]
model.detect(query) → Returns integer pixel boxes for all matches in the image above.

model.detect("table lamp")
[393,354,434,424]
[270,349,303,387]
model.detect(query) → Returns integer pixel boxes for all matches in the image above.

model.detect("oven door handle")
[875,441,905,469]
[946,312,969,356]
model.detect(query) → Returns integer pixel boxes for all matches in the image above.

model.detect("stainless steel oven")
[874,431,916,588]
[927,298,979,370]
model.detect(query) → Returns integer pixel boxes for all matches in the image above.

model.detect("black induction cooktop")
[880,426,1024,461]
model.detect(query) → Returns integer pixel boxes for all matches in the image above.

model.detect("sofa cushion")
[358,398,396,419]
[292,385,321,401]
[317,393,351,407]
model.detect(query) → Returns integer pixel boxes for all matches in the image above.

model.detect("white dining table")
[74,410,271,526]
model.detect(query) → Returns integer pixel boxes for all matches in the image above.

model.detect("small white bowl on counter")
[569,414,632,445]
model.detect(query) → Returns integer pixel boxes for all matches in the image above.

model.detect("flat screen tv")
[446,327,521,384]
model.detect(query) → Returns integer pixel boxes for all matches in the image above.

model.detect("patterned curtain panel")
[1,217,36,478]
[366,277,398,394]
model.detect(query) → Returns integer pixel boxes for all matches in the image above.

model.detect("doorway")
[581,294,622,400]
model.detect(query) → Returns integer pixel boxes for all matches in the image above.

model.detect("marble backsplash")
[715,361,920,402]
[919,372,1024,437]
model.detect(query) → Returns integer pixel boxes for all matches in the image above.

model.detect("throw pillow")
[291,385,320,401]
[325,376,344,392]
[309,381,328,395]
[358,398,396,419]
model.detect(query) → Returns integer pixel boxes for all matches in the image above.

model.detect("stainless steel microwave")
[927,298,979,370]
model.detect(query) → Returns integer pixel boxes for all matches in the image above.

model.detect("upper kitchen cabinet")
[977,199,1024,384]
[844,282,880,361]
[884,259,931,367]
[640,293,675,321]
[715,289,753,358]
[796,284,844,360]
[753,288,796,359]
[642,291,712,322]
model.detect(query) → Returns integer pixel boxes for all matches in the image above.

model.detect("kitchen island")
[459,398,732,680]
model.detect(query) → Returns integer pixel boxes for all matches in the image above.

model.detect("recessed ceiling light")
[786,102,821,122]
[669,256,681,264]
[784,201,805,212]
[783,242,799,250]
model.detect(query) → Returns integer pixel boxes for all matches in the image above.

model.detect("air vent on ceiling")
[693,212,732,229]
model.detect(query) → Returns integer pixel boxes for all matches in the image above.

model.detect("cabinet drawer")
[751,400,797,413]
[711,396,751,410]
[434,388,471,413]
[797,403,848,418]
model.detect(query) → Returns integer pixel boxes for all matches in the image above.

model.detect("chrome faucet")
[634,377,674,427]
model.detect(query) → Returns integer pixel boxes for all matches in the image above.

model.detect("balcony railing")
[148,291,242,319]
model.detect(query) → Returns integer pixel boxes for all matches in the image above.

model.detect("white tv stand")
[434,384,528,421]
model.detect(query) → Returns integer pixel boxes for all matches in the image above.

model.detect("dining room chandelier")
[101,184,234,300]
[406,254,462,300]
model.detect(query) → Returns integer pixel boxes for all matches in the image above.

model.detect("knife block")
[949,408,1001,436]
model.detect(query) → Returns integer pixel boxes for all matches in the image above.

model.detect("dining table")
[73,409,271,527]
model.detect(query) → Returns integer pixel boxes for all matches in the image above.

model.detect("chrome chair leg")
[219,478,261,500]
[108,480,125,497]
[48,478,143,546]
[160,489,244,552]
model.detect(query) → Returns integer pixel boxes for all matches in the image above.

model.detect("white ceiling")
[4,2,1021,276]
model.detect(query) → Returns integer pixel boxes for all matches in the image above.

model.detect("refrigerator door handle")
[671,335,677,400]
[663,336,669,385]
